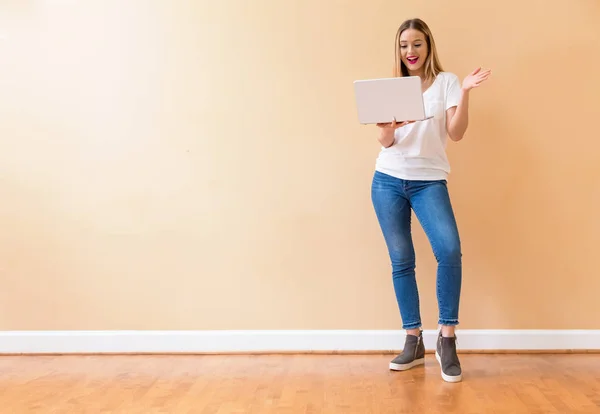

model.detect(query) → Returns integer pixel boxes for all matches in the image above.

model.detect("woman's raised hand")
[462,67,491,91]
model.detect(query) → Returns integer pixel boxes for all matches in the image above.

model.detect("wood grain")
[0,354,598,413]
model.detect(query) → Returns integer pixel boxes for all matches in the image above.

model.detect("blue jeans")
[371,171,462,329]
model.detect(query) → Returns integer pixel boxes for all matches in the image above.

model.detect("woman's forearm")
[378,130,395,148]
[448,89,470,141]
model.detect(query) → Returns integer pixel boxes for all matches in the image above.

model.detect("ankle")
[439,325,455,338]
[406,328,421,337]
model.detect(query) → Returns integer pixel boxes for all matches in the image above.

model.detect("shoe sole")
[389,358,425,371]
[435,351,462,382]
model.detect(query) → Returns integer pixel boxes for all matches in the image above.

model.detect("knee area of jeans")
[388,245,415,261]
[435,246,462,264]
[390,257,416,273]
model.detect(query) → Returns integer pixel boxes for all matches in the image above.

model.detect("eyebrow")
[400,39,424,43]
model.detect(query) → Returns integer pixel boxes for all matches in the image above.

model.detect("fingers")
[478,74,491,83]
[470,67,491,79]
[477,69,492,78]
[377,119,415,129]
[473,76,491,87]
[475,69,492,85]
[397,120,415,128]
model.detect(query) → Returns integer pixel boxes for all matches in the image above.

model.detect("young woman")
[371,18,490,383]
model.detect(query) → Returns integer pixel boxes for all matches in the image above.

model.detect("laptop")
[353,76,432,124]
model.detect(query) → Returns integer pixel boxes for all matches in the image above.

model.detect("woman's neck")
[408,68,425,79]
[413,71,433,92]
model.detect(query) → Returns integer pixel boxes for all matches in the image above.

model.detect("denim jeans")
[371,170,462,329]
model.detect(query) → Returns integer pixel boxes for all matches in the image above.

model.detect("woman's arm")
[447,67,491,142]
[446,90,470,142]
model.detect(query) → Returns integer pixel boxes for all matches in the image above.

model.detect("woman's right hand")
[376,118,414,147]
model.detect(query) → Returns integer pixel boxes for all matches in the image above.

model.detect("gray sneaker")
[435,331,462,382]
[389,331,425,371]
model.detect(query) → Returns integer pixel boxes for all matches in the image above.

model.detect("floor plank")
[0,354,599,413]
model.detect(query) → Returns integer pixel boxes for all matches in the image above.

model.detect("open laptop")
[353,76,432,124]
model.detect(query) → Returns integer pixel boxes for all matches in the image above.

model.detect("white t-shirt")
[375,71,462,181]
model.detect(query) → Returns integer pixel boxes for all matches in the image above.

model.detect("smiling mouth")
[407,57,419,65]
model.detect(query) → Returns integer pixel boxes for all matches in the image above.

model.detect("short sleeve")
[445,73,462,110]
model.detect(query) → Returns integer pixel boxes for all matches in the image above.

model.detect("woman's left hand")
[462,67,491,91]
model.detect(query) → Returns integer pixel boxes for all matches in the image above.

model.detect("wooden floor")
[0,354,599,413]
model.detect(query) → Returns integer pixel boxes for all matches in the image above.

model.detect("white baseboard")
[0,330,599,354]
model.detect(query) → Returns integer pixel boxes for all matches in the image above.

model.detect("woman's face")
[399,29,428,75]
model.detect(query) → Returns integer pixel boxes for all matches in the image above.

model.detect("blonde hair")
[393,18,443,81]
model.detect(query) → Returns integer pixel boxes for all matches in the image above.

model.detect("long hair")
[393,18,443,81]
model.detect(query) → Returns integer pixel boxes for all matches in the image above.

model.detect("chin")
[404,65,424,74]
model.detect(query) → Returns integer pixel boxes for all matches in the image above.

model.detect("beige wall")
[0,1,599,331]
